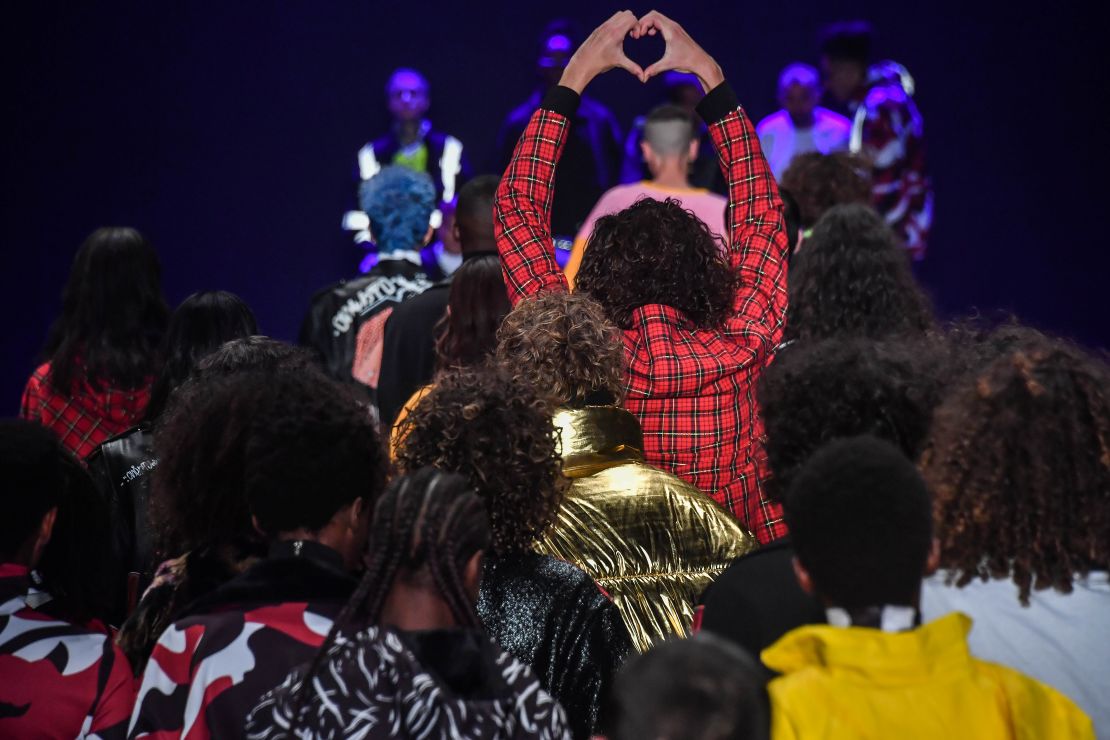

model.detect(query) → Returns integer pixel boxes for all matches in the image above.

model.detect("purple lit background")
[3,2,1106,410]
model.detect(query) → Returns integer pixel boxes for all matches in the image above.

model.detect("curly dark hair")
[434,255,511,371]
[151,367,385,555]
[759,335,949,502]
[496,291,626,406]
[780,151,872,229]
[43,226,169,394]
[394,365,567,555]
[576,198,738,330]
[784,203,934,343]
[921,335,1110,604]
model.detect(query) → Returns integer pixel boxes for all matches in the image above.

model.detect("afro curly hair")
[921,335,1110,604]
[496,291,626,406]
[576,197,738,331]
[358,165,436,253]
[784,203,933,343]
[394,364,567,555]
[759,335,949,502]
[780,151,872,229]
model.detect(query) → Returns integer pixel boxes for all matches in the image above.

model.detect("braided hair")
[289,467,490,730]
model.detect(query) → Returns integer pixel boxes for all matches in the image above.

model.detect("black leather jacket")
[86,423,157,622]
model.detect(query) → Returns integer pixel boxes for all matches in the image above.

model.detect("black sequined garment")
[477,552,634,740]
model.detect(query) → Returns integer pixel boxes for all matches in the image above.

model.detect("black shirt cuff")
[540,86,581,118]
[696,81,740,124]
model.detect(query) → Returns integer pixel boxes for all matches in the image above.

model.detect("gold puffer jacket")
[535,405,757,651]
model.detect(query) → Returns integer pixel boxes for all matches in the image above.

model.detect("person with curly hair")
[496,291,755,650]
[698,336,949,662]
[762,435,1093,739]
[779,150,871,233]
[21,226,168,459]
[496,11,789,544]
[300,165,436,407]
[244,468,572,739]
[394,365,633,739]
[129,369,387,739]
[115,338,328,673]
[783,203,934,344]
[920,336,1110,735]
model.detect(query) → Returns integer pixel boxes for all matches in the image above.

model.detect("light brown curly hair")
[921,335,1110,604]
[393,364,568,555]
[496,291,626,406]
[780,151,872,229]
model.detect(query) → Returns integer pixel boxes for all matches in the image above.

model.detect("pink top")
[565,181,729,286]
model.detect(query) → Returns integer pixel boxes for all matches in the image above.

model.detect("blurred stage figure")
[620,71,725,194]
[344,68,472,271]
[756,63,851,180]
[821,21,933,258]
[495,20,623,244]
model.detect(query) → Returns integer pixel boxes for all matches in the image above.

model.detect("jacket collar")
[553,406,645,478]
[762,612,975,685]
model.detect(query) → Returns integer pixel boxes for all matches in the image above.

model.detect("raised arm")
[495,11,644,305]
[638,10,788,346]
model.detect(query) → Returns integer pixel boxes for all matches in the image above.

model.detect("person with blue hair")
[300,165,436,413]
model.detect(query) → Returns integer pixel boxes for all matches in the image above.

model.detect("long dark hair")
[290,467,490,728]
[144,291,258,421]
[785,204,933,343]
[43,227,169,394]
[434,255,511,371]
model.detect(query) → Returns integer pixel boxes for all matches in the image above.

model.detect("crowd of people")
[5,9,1106,740]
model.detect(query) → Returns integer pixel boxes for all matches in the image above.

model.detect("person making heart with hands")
[495,10,791,545]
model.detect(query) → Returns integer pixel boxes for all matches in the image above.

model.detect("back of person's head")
[610,633,769,740]
[394,365,566,555]
[144,291,258,421]
[785,203,933,342]
[44,226,169,394]
[358,166,436,254]
[759,336,946,502]
[434,255,511,371]
[922,335,1110,604]
[643,104,696,159]
[284,467,491,731]
[787,435,933,609]
[193,335,318,380]
[454,175,499,251]
[496,291,625,406]
[0,419,113,621]
[152,368,385,555]
[819,20,874,65]
[578,199,737,331]
[780,152,871,230]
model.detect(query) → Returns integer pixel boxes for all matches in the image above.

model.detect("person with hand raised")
[495,11,790,544]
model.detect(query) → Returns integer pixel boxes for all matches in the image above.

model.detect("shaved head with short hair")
[643,105,695,158]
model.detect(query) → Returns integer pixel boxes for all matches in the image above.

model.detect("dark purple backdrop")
[3,2,1106,411]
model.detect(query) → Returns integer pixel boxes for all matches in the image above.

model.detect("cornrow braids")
[922,335,1110,605]
[288,468,490,731]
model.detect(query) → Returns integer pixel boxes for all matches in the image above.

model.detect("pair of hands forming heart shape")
[559,10,724,95]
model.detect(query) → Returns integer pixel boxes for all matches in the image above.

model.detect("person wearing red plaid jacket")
[494,10,789,544]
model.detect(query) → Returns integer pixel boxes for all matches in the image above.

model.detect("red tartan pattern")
[20,362,151,461]
[495,90,789,544]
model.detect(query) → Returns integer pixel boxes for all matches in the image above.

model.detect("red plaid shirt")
[495,83,788,544]
[20,362,151,461]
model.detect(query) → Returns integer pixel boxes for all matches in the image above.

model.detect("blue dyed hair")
[358,166,436,253]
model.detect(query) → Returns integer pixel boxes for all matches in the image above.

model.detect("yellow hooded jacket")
[762,612,1094,739]
[534,406,756,651]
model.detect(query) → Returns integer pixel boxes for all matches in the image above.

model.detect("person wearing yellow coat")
[763,435,1093,739]
[496,291,757,651]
